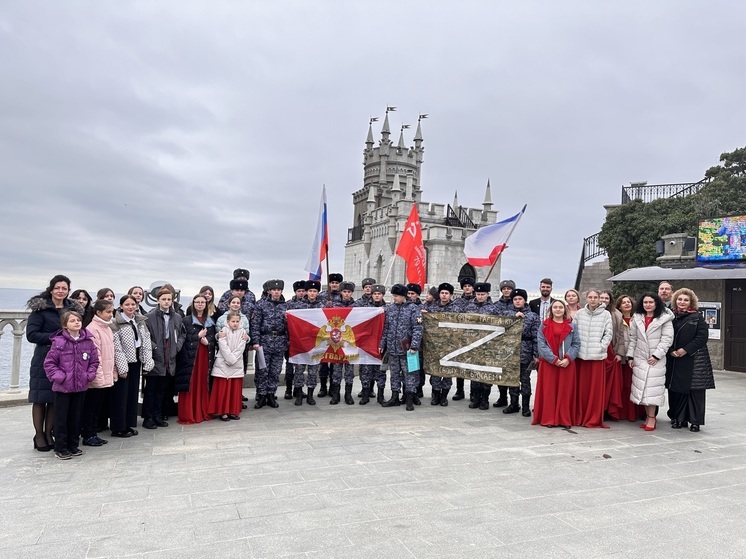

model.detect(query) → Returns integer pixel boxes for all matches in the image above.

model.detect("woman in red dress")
[573,289,613,428]
[533,300,581,428]
[176,295,216,424]
[615,295,644,422]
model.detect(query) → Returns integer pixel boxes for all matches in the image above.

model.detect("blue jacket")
[537,320,581,363]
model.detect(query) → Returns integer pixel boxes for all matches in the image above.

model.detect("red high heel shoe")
[643,416,657,432]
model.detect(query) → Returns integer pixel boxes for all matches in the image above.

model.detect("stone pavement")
[1,372,745,559]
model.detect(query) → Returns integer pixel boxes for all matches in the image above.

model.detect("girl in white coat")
[208,312,248,421]
[627,293,674,432]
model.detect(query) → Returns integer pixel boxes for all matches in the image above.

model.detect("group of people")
[25,269,715,461]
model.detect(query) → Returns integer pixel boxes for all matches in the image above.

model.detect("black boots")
[480,387,491,410]
[344,384,354,405]
[294,387,303,406]
[412,393,421,406]
[254,395,266,409]
[431,390,441,406]
[329,383,341,405]
[359,387,370,405]
[306,387,316,406]
[382,391,400,407]
[440,389,449,406]
[359,380,375,397]
[318,377,328,397]
[503,396,520,414]
[453,377,465,400]
[468,385,482,409]
[284,376,294,399]
[521,394,532,417]
[266,393,279,408]
[405,393,414,411]
[493,386,508,408]
[377,390,385,405]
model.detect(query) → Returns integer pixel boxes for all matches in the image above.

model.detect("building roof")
[609,265,746,282]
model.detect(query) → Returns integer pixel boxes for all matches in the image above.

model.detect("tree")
[599,146,746,280]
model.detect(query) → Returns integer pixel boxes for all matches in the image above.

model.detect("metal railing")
[621,179,708,204]
[0,310,30,394]
[445,205,476,229]
[347,225,364,242]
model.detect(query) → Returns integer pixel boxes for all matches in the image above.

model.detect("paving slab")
[0,371,744,558]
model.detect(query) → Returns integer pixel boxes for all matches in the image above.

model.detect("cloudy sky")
[2,1,745,298]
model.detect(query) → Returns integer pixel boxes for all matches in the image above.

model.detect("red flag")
[395,205,427,289]
[287,308,384,365]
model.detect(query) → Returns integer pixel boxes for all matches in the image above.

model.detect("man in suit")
[658,281,674,308]
[528,278,555,320]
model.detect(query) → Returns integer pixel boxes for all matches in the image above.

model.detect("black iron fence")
[621,179,708,204]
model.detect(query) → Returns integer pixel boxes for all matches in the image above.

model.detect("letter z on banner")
[287,307,384,365]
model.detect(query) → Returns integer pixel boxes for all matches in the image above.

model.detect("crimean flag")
[287,307,384,365]
[304,186,329,281]
[395,204,426,289]
[463,205,527,267]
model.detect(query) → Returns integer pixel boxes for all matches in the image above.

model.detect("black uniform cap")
[406,283,422,295]
[391,284,408,296]
[474,282,491,293]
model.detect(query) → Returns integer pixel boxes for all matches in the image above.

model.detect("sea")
[0,288,38,391]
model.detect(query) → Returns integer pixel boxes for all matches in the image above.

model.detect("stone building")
[344,113,500,292]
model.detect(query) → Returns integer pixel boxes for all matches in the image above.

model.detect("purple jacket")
[43,329,99,393]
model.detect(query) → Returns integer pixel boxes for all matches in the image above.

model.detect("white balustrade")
[0,310,30,394]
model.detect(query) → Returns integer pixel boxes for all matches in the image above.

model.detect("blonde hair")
[671,287,699,311]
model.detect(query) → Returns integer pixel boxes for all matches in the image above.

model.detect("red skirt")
[604,346,623,420]
[178,343,212,425]
[618,362,645,422]
[576,359,608,428]
[532,359,577,427]
[208,377,243,417]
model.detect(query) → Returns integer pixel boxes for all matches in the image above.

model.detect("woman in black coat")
[666,288,715,432]
[26,275,82,451]
[175,294,216,424]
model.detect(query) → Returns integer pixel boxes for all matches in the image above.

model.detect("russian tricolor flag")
[464,205,527,267]
[304,186,329,281]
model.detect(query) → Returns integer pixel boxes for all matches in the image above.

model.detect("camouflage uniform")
[250,294,288,405]
[505,305,540,414]
[354,295,387,402]
[292,296,324,399]
[494,296,515,315]
[425,299,458,397]
[452,294,476,312]
[464,297,499,409]
[381,300,423,397]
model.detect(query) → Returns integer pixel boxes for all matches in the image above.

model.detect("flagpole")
[484,204,527,282]
[382,257,396,286]
[323,184,331,296]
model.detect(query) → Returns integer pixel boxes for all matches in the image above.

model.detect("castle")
[343,112,500,291]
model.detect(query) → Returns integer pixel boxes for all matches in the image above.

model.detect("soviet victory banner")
[421,312,522,386]
[287,307,385,365]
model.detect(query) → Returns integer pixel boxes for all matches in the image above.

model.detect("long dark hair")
[70,289,93,310]
[28,274,71,307]
[634,292,665,318]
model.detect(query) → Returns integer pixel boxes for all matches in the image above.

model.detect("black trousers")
[109,373,129,432]
[319,362,330,380]
[143,376,167,421]
[668,389,706,425]
[126,361,142,428]
[53,391,85,452]
[81,387,108,439]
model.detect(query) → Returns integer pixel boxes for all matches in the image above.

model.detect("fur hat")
[329,273,343,283]
[474,282,491,293]
[499,279,516,291]
[511,288,528,301]
[266,279,284,291]
[406,283,422,295]
[361,277,376,287]
[292,280,306,292]
[438,282,455,294]
[229,279,248,291]
[305,280,321,291]
[233,268,250,280]
[372,284,386,294]
[340,281,355,292]
[390,284,408,297]
[459,277,475,288]
[428,287,438,297]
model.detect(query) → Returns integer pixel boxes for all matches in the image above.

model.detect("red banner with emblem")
[286,307,385,365]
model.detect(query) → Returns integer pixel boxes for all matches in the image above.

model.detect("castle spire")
[414,113,427,144]
[382,106,396,139]
[453,190,459,210]
[366,122,375,146]
[482,179,493,210]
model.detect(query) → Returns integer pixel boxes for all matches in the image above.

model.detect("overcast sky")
[2,1,745,299]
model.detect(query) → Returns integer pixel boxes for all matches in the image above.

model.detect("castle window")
[458,263,477,283]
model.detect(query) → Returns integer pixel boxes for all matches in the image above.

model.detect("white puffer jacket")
[573,304,613,360]
[626,309,674,406]
[211,326,247,379]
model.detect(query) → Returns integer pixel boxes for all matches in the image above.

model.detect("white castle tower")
[344,111,500,291]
